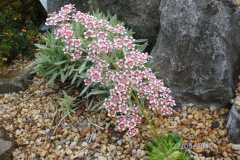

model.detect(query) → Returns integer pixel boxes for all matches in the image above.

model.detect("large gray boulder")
[0,128,17,160]
[0,68,34,94]
[47,0,160,51]
[227,97,240,143]
[150,0,240,108]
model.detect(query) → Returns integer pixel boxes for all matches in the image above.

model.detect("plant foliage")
[145,133,190,160]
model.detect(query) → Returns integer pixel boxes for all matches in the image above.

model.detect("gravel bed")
[0,57,240,160]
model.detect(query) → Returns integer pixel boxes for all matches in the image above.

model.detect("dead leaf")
[54,116,59,125]
[76,109,83,116]
[81,126,91,137]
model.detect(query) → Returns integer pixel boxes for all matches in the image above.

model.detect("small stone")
[82,141,88,147]
[181,118,193,126]
[55,139,67,146]
[182,106,187,111]
[222,151,228,158]
[132,149,136,154]
[109,144,116,151]
[9,111,17,117]
[65,148,72,155]
[191,120,198,125]
[117,140,122,145]
[232,144,240,151]
[213,144,218,149]
[24,125,31,131]
[40,150,47,157]
[181,113,187,118]
[117,151,122,156]
[226,147,234,154]
[70,142,77,150]
[79,120,88,129]
[100,145,107,153]
[186,103,194,107]
[197,123,204,128]
[182,128,189,134]
[102,138,109,144]
[188,135,195,140]
[98,156,107,160]
[210,106,218,112]
[16,129,21,135]
[37,123,41,127]
[218,129,227,137]
[194,147,203,153]
[193,113,200,120]
[187,114,193,119]
[211,121,219,129]
[56,145,62,150]
[209,134,216,140]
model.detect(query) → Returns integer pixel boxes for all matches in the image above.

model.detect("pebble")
[117,140,122,145]
[188,135,195,140]
[211,121,219,129]
[117,151,122,156]
[56,139,67,146]
[0,63,238,159]
[40,150,47,157]
[232,144,240,150]
[181,118,193,126]
[80,120,88,129]
[98,156,107,160]
[218,129,227,137]
[82,141,88,147]
[100,145,107,153]
[70,141,77,150]
[16,129,22,135]
[210,106,218,112]
[194,113,200,120]
[222,151,228,158]
[182,113,187,118]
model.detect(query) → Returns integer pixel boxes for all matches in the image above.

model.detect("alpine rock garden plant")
[30,4,189,159]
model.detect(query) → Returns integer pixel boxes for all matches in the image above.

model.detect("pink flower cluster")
[45,4,175,137]
[45,4,135,61]
[84,54,175,136]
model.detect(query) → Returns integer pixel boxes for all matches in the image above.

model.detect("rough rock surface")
[151,0,240,108]
[0,68,34,94]
[47,0,160,52]
[0,128,17,160]
[226,105,240,143]
[47,0,90,13]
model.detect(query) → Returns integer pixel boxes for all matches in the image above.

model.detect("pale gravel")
[0,57,240,160]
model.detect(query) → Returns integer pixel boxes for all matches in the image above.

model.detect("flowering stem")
[130,91,161,141]
[100,52,120,72]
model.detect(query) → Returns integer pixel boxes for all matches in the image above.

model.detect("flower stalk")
[130,91,160,140]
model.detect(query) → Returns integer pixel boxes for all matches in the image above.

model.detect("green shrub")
[0,6,37,66]
[59,90,76,116]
